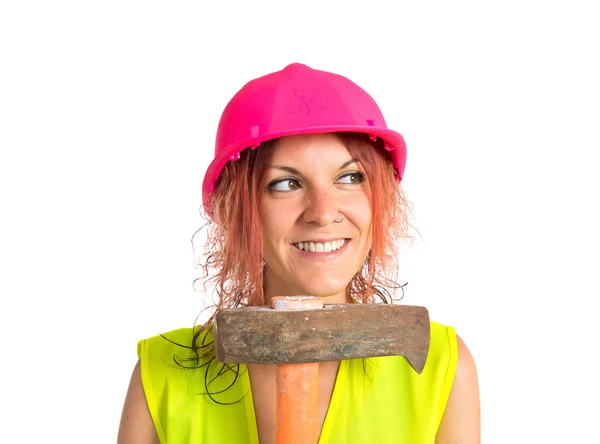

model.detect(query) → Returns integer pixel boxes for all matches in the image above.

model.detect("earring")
[333,213,344,224]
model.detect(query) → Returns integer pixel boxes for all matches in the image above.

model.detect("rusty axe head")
[214,302,430,374]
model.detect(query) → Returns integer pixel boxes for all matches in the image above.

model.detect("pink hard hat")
[202,62,407,214]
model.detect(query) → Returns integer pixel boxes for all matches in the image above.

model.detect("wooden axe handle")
[272,296,322,444]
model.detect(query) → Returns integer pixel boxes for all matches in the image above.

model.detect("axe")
[214,296,430,443]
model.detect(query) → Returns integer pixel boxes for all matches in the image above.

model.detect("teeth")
[294,239,347,252]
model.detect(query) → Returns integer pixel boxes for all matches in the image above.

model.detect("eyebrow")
[270,158,358,175]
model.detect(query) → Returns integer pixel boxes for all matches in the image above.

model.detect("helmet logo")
[285,88,327,116]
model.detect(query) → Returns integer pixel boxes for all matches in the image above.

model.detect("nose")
[301,186,339,226]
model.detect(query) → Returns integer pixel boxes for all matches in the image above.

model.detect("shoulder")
[126,326,215,443]
[426,321,459,373]
[449,333,478,404]
[436,332,481,443]
[450,333,479,403]
[136,325,214,395]
[117,359,160,444]
[137,326,202,359]
[118,325,213,444]
[429,321,457,349]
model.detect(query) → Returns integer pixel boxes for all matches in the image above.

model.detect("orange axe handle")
[272,296,324,444]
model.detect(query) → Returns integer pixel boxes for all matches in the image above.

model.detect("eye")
[337,172,366,185]
[269,178,301,192]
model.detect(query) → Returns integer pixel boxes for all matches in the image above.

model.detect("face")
[260,133,373,304]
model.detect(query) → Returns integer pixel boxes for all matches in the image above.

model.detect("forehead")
[270,133,352,164]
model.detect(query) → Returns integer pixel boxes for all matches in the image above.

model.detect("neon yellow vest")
[137,321,457,443]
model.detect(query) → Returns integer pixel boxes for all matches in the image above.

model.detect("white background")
[1,1,599,443]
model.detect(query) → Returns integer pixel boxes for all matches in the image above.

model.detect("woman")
[118,63,480,443]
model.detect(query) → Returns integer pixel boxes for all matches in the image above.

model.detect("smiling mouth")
[292,239,349,253]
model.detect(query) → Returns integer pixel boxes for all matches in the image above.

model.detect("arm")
[435,334,481,443]
[117,359,160,444]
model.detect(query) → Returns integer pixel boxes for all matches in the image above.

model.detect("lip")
[290,239,350,261]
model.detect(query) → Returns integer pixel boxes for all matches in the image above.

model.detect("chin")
[295,279,349,298]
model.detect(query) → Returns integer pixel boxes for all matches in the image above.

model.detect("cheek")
[347,196,372,226]
[260,216,286,256]
[353,202,373,248]
[261,203,297,233]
